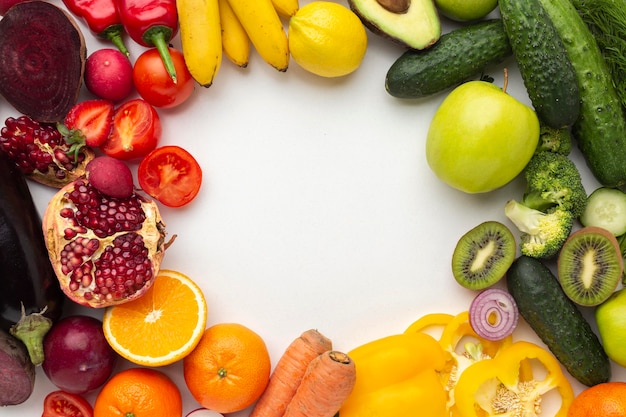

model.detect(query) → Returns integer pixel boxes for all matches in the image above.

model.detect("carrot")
[250,329,332,417]
[283,350,357,417]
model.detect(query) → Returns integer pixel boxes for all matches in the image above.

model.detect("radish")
[85,48,134,102]
[86,156,135,199]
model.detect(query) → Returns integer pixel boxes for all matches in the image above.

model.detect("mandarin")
[93,367,182,417]
[102,269,207,367]
[568,382,626,417]
[183,322,271,414]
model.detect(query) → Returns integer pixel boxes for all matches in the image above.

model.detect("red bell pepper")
[62,0,129,56]
[116,0,179,82]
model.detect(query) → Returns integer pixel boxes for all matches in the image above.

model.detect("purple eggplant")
[0,152,64,365]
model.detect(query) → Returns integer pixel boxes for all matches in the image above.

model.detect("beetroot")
[42,315,117,394]
[0,328,35,406]
[85,48,134,102]
[0,0,27,15]
[0,1,86,122]
[86,155,135,198]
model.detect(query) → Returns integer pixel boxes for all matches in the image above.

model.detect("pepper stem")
[9,304,53,366]
[144,27,177,84]
[101,25,130,57]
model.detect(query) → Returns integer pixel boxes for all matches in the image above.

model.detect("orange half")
[102,269,208,366]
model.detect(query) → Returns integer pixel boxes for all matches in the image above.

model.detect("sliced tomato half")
[138,145,202,208]
[43,390,93,417]
[101,98,161,160]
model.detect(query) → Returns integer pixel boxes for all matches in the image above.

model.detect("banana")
[226,0,290,71]
[218,0,250,68]
[271,0,299,18]
[177,0,222,87]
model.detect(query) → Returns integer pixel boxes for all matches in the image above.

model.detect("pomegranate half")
[43,178,167,308]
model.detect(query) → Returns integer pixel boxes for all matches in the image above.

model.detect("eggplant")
[0,152,64,365]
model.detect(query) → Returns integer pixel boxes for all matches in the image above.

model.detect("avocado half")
[348,0,441,49]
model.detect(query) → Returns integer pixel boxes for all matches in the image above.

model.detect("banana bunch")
[177,0,297,87]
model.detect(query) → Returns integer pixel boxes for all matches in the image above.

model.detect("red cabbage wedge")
[0,1,86,122]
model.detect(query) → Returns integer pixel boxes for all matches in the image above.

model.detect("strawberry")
[60,99,115,150]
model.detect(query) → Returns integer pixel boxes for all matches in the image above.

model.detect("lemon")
[435,0,498,21]
[288,1,368,77]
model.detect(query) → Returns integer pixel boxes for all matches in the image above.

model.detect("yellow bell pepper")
[454,340,574,417]
[339,331,449,417]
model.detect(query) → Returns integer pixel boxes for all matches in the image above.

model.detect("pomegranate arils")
[0,116,62,174]
[92,232,153,301]
[0,115,94,187]
[43,177,167,308]
[65,180,146,238]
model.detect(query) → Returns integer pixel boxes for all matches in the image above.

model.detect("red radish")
[85,48,134,102]
[42,315,117,394]
[86,155,134,199]
[61,99,115,149]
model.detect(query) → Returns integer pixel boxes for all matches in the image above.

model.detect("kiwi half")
[557,226,624,306]
[451,221,516,290]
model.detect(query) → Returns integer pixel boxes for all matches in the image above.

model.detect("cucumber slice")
[580,187,626,236]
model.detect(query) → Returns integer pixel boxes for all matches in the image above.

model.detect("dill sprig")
[570,0,626,108]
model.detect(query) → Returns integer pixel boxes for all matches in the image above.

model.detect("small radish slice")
[186,408,224,417]
[469,288,519,341]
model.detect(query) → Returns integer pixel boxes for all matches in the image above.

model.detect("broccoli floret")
[535,124,573,155]
[521,152,587,218]
[504,200,574,259]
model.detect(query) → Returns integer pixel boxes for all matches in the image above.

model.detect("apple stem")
[503,68,509,94]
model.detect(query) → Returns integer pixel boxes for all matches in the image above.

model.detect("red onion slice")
[469,288,519,341]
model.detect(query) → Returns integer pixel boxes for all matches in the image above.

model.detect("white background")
[3,1,626,415]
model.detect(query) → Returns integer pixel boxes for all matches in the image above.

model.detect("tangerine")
[568,382,626,417]
[102,269,208,366]
[93,367,182,417]
[183,322,272,414]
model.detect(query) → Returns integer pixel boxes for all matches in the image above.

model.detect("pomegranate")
[43,178,168,308]
[0,115,94,188]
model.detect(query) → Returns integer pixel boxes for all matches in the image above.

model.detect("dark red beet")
[42,315,117,394]
[0,0,28,15]
[0,1,86,122]
[0,328,35,406]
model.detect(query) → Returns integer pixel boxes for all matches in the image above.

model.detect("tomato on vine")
[138,145,202,207]
[133,47,195,108]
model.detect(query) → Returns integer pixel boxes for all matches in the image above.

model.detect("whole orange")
[568,382,626,417]
[93,367,182,417]
[183,322,271,414]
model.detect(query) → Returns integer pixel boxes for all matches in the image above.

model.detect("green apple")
[435,0,498,22]
[596,287,626,366]
[426,81,540,194]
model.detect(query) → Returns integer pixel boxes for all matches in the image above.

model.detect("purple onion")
[469,288,519,341]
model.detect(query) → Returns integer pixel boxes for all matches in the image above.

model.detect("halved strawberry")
[61,99,115,149]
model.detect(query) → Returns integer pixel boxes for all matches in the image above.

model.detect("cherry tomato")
[138,145,202,208]
[43,390,93,417]
[101,98,161,160]
[133,47,194,108]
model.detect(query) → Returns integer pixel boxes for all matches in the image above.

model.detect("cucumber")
[507,255,611,387]
[385,19,512,99]
[580,187,626,236]
[538,0,626,187]
[499,0,580,129]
